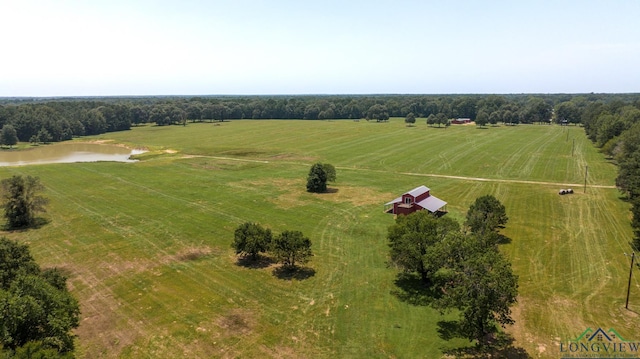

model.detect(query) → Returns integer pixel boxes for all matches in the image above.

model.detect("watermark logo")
[560,327,640,358]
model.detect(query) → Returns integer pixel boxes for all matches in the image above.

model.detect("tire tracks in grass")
[177,155,616,189]
[44,184,196,356]
[44,167,265,355]
[75,165,247,224]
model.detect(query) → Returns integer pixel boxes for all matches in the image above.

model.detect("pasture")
[1,119,636,358]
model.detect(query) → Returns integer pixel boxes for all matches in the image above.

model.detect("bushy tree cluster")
[0,237,80,356]
[387,195,517,346]
[426,113,449,127]
[232,223,312,268]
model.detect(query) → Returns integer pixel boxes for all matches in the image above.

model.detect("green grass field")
[1,119,637,358]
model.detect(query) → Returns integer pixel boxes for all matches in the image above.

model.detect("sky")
[1,0,639,96]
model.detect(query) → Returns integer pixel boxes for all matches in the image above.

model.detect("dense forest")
[3,93,640,247]
[1,94,639,145]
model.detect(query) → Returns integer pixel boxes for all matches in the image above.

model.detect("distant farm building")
[384,185,447,216]
[451,118,471,124]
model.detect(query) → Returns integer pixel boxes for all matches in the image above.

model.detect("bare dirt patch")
[166,246,215,263]
[215,309,256,336]
[76,246,218,357]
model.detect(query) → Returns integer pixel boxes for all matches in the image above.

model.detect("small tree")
[426,114,437,127]
[231,222,272,260]
[37,128,52,144]
[436,113,448,128]
[306,163,327,193]
[271,230,312,268]
[465,195,508,238]
[0,125,19,148]
[475,110,489,127]
[405,112,416,125]
[322,163,336,182]
[0,175,49,229]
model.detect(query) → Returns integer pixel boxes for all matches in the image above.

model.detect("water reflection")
[0,143,144,166]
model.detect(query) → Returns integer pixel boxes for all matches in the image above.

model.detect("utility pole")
[626,252,635,309]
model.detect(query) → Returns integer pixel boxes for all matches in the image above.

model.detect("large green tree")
[0,176,49,229]
[434,233,518,345]
[387,211,460,284]
[366,104,389,122]
[271,230,312,268]
[554,101,581,125]
[232,222,272,260]
[306,163,328,193]
[0,237,80,355]
[0,125,18,148]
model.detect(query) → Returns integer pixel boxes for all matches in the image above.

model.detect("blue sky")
[1,0,639,96]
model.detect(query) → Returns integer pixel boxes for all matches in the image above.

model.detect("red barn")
[384,185,447,216]
[451,118,471,124]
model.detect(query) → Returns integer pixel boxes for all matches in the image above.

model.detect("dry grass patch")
[232,178,391,209]
[231,178,308,209]
[315,185,391,207]
[96,246,216,277]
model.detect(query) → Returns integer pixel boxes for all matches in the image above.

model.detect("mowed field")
[1,119,637,358]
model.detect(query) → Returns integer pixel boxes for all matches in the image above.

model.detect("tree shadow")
[496,233,512,245]
[440,331,532,359]
[325,188,339,194]
[272,265,316,280]
[390,272,441,306]
[235,254,274,269]
[2,217,50,232]
[437,320,464,341]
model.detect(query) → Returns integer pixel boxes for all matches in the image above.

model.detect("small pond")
[0,143,145,166]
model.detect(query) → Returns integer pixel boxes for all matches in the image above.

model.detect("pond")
[0,143,145,166]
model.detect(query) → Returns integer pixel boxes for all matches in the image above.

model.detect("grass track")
[1,119,637,358]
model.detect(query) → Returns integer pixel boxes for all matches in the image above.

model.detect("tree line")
[2,94,639,146]
[573,98,640,250]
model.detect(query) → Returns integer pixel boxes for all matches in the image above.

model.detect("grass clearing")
[0,119,636,358]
